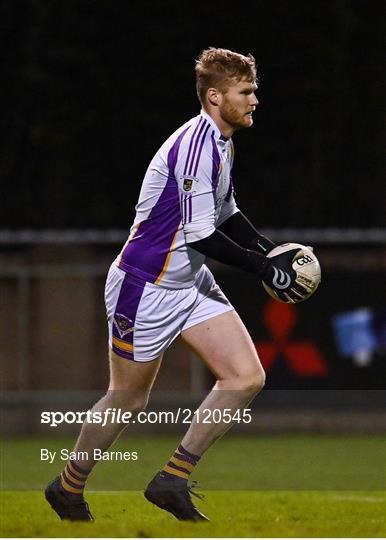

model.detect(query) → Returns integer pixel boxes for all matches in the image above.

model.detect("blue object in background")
[332,308,378,366]
[373,309,386,350]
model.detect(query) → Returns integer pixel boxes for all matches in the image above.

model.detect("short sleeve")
[175,123,219,243]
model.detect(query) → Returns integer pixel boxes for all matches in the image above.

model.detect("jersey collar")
[200,109,229,145]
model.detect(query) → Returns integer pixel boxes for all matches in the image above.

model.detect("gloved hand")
[261,248,313,303]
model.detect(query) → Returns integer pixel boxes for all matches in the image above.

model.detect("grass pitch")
[1,435,385,537]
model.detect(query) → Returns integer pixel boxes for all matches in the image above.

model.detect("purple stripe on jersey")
[169,125,191,174]
[193,123,210,176]
[112,273,145,360]
[187,119,208,175]
[183,117,202,175]
[211,131,220,191]
[119,126,190,283]
[188,194,192,223]
[225,173,234,202]
[183,194,187,224]
[180,194,184,223]
[186,195,190,223]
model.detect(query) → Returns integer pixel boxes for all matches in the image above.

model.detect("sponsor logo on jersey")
[113,314,134,338]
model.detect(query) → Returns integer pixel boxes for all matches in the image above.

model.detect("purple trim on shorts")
[119,126,189,282]
[211,131,220,191]
[183,117,202,175]
[112,273,146,360]
[192,123,210,176]
[187,119,208,175]
[112,348,134,360]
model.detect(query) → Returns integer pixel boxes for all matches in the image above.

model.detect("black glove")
[261,248,313,303]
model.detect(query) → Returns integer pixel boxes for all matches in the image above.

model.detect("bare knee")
[126,395,149,414]
[219,366,266,394]
[248,368,266,393]
[104,389,149,414]
[237,366,265,394]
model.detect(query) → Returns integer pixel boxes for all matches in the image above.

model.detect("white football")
[262,243,321,303]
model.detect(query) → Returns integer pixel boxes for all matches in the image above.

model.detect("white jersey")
[116,110,239,288]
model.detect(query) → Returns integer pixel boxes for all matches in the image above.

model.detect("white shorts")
[104,263,234,362]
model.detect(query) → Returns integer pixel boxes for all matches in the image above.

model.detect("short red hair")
[195,47,257,104]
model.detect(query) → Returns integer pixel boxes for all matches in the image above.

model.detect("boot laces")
[69,499,92,518]
[187,480,205,501]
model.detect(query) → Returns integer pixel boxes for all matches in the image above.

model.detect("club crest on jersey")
[113,314,134,338]
[182,178,194,191]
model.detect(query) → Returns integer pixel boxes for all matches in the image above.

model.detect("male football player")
[45,47,310,522]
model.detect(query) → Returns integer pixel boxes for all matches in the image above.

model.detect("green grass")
[2,490,385,537]
[1,435,385,537]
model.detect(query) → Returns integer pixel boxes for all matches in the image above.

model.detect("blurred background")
[1,0,385,441]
